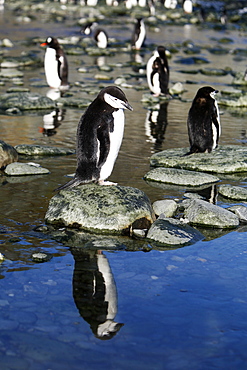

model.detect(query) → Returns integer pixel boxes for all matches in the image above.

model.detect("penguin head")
[100,86,133,111]
[195,86,218,100]
[40,36,59,49]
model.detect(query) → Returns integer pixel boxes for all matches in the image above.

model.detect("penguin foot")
[98,180,118,186]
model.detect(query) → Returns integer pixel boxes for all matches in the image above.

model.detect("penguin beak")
[40,42,47,47]
[122,101,133,111]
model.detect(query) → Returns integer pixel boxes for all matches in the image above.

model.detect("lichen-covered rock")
[0,92,55,111]
[218,184,247,200]
[4,162,50,176]
[45,185,155,235]
[15,144,75,156]
[228,205,247,223]
[184,199,239,229]
[150,145,247,174]
[144,167,219,187]
[152,199,178,217]
[0,140,18,168]
[146,215,204,246]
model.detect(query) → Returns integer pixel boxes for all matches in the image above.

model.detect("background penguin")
[131,18,146,50]
[146,45,170,96]
[55,86,133,191]
[94,28,108,49]
[186,86,221,155]
[40,36,69,90]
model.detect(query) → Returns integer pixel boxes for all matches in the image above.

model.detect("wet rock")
[228,205,247,223]
[150,145,247,174]
[144,167,219,187]
[32,252,53,262]
[4,162,50,176]
[175,56,209,65]
[232,72,247,86]
[184,199,239,229]
[0,140,18,168]
[45,184,155,235]
[169,82,186,95]
[146,215,204,247]
[220,87,242,98]
[218,184,247,200]
[0,53,41,68]
[0,92,55,111]
[0,69,24,79]
[15,144,75,156]
[218,94,247,107]
[152,199,177,217]
[1,38,14,47]
[200,68,228,76]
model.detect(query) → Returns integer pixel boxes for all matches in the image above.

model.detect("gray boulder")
[152,199,178,217]
[184,199,239,229]
[150,145,247,174]
[0,140,18,168]
[15,144,75,156]
[0,92,55,111]
[4,162,50,176]
[147,215,204,247]
[228,205,247,223]
[218,184,247,200]
[144,167,219,187]
[45,185,155,235]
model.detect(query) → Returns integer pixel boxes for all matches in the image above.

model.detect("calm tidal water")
[1,1,247,369]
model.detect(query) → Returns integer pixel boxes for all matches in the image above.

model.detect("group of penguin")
[40,19,221,191]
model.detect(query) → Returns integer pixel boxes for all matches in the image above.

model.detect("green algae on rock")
[0,92,55,111]
[150,146,247,174]
[45,184,155,235]
[218,184,247,200]
[0,140,18,168]
[15,144,75,156]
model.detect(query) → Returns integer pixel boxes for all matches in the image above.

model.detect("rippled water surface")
[1,1,247,369]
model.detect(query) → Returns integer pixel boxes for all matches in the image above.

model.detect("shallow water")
[1,2,247,369]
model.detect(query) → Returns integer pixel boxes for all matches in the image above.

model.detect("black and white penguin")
[131,18,146,50]
[55,86,133,191]
[183,0,193,14]
[146,45,170,96]
[94,29,108,49]
[186,86,221,155]
[40,36,69,90]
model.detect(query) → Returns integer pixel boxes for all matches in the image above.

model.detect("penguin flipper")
[54,176,85,192]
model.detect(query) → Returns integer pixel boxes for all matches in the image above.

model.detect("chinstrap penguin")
[131,18,146,50]
[146,45,170,96]
[55,86,133,191]
[40,36,69,90]
[186,86,221,155]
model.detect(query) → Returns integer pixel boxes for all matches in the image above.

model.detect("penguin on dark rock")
[40,36,69,90]
[186,86,221,155]
[146,45,170,96]
[55,86,133,191]
[131,18,146,50]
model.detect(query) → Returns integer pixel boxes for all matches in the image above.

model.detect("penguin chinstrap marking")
[186,86,221,155]
[40,36,69,90]
[146,46,170,96]
[55,86,133,191]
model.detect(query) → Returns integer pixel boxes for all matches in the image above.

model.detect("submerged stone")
[45,184,155,235]
[184,199,239,229]
[0,92,55,111]
[144,167,219,187]
[4,162,50,176]
[150,145,247,174]
[0,140,18,168]
[15,144,75,156]
[147,215,204,247]
[218,184,247,200]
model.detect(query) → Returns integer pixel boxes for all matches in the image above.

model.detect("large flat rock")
[150,145,247,174]
[45,185,155,235]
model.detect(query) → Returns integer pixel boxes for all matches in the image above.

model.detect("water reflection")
[145,101,169,152]
[42,108,66,136]
[71,248,124,340]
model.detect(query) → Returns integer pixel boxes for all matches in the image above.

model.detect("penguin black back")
[131,18,146,50]
[147,45,170,96]
[186,86,221,155]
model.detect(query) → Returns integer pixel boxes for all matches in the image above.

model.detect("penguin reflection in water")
[56,86,133,191]
[186,86,221,155]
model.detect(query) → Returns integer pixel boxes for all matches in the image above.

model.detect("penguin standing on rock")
[146,45,170,96]
[131,18,146,50]
[186,86,221,155]
[55,86,133,191]
[40,36,69,90]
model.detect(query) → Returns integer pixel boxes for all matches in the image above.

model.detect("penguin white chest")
[44,48,61,88]
[97,32,108,49]
[99,109,125,181]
